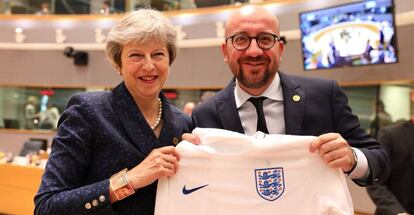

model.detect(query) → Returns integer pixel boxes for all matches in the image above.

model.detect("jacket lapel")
[217,80,245,134]
[279,72,305,135]
[157,95,186,147]
[110,83,155,156]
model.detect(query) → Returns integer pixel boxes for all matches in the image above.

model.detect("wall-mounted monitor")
[299,0,397,71]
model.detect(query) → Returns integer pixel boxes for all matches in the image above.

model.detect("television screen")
[299,0,397,70]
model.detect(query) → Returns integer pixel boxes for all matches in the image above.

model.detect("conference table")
[0,164,44,214]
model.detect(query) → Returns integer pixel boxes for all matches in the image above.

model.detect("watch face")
[114,183,135,200]
[116,187,134,199]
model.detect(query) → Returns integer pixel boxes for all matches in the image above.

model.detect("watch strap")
[344,148,358,175]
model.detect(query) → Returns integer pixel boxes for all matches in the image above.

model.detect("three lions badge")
[255,167,285,201]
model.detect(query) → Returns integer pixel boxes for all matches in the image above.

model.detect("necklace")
[151,98,162,130]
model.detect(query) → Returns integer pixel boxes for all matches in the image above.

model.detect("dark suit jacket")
[192,72,389,186]
[367,120,414,215]
[35,83,192,215]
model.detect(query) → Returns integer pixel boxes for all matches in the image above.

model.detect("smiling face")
[120,40,170,101]
[222,6,284,96]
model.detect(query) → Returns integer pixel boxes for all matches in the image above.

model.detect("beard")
[236,56,277,89]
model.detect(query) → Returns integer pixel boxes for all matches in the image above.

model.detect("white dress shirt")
[235,73,285,136]
[234,73,369,179]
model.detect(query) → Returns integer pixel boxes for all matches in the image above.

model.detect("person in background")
[183,102,195,116]
[178,0,196,9]
[25,96,39,129]
[134,0,151,10]
[38,103,60,130]
[366,91,414,215]
[199,90,216,104]
[369,100,392,139]
[36,2,50,15]
[99,0,112,15]
[35,9,192,215]
[4,1,12,15]
[188,5,389,186]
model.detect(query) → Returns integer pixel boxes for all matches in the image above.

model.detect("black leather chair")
[11,5,29,14]
[19,140,47,156]
[194,0,231,8]
[4,119,20,129]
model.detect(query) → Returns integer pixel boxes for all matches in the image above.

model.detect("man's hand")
[182,133,201,145]
[309,133,356,173]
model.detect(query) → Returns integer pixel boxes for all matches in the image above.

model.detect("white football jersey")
[155,128,353,215]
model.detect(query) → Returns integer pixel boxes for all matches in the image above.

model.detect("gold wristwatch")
[110,168,135,200]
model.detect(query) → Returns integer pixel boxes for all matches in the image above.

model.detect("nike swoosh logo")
[182,184,209,195]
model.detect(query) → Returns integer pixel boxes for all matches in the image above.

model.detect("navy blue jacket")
[35,82,192,215]
[192,72,389,186]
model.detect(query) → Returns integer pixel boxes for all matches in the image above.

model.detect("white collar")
[235,72,283,109]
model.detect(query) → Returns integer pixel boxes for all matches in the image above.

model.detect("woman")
[35,9,192,214]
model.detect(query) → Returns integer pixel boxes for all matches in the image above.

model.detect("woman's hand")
[127,146,180,190]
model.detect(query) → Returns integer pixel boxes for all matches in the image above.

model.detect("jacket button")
[99,195,106,202]
[85,202,92,210]
[173,137,180,145]
[92,199,98,207]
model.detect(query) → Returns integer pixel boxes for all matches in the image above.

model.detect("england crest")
[255,167,285,201]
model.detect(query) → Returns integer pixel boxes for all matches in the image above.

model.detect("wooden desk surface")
[0,164,44,215]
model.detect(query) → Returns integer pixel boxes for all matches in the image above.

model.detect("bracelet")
[110,168,135,201]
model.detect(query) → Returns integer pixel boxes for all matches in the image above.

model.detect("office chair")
[19,140,47,156]
[3,119,20,129]
[11,6,29,14]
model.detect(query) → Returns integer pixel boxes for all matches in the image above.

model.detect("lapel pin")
[292,95,300,102]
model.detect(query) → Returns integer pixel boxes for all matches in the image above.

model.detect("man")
[366,94,414,214]
[367,120,414,215]
[189,5,389,185]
